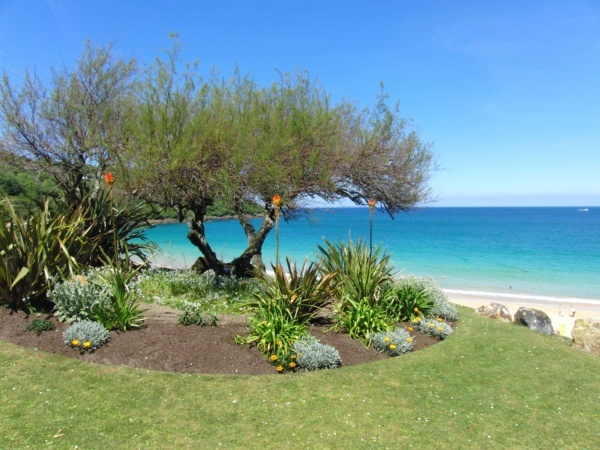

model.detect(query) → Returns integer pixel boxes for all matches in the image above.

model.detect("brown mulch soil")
[0,304,448,375]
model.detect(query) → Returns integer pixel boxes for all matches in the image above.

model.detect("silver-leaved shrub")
[49,274,111,323]
[63,320,110,351]
[415,318,454,340]
[372,327,414,356]
[292,335,341,371]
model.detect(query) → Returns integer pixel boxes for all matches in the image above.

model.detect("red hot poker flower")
[368,198,376,211]
[105,173,115,186]
[272,195,281,208]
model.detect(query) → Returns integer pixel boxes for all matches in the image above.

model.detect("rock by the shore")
[514,307,554,336]
[475,302,513,323]
[571,318,600,355]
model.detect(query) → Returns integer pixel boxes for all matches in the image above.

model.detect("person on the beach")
[570,306,576,317]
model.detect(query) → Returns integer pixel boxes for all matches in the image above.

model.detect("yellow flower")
[437,317,443,322]
[407,326,414,331]
[270,354,278,361]
[71,339,80,347]
[83,341,92,349]
[276,340,282,347]
[407,337,413,343]
[438,326,444,331]
[276,365,283,373]
[429,323,434,328]
[389,344,396,350]
[289,362,296,368]
[291,355,296,360]
[414,307,419,313]
[384,337,391,342]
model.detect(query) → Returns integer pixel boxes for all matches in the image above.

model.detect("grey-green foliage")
[63,320,110,351]
[372,327,414,357]
[416,318,454,340]
[49,274,110,323]
[431,302,459,322]
[292,335,341,371]
[398,274,459,321]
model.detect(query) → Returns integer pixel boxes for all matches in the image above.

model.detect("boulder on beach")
[475,302,513,323]
[514,307,554,336]
[571,318,600,356]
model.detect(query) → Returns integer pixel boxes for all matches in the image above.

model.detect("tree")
[0,41,137,206]
[124,45,435,277]
[0,43,155,266]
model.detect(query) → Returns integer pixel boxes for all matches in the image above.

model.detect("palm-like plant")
[250,257,336,323]
[0,198,89,310]
[317,238,394,309]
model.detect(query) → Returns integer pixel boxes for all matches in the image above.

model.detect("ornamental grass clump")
[63,320,109,352]
[415,318,454,340]
[372,327,414,357]
[292,335,341,371]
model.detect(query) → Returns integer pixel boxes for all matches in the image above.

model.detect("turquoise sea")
[143,207,600,303]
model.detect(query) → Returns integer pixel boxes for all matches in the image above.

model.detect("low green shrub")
[25,318,54,335]
[381,283,433,321]
[242,297,308,360]
[292,335,341,371]
[92,263,146,331]
[395,275,459,321]
[372,327,414,356]
[334,297,392,346]
[133,269,258,314]
[415,317,454,340]
[63,320,110,351]
[177,310,218,327]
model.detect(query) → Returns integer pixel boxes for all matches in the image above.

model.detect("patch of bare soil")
[0,304,448,375]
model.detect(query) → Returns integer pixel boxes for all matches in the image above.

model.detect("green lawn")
[1,306,599,449]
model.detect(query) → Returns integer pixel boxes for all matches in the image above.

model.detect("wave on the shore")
[443,289,600,305]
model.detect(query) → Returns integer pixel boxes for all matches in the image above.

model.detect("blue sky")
[1,0,599,206]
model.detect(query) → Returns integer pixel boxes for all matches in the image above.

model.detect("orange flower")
[407,326,414,331]
[276,365,284,373]
[270,354,278,361]
[289,362,296,368]
[272,195,281,207]
[368,198,376,212]
[290,354,296,360]
[104,172,115,186]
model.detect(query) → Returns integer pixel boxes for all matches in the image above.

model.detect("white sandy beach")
[445,290,600,338]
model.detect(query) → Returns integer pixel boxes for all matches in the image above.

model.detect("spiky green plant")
[251,258,336,323]
[317,238,394,309]
[0,197,89,310]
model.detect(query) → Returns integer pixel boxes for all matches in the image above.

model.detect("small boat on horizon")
[577,208,589,211]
